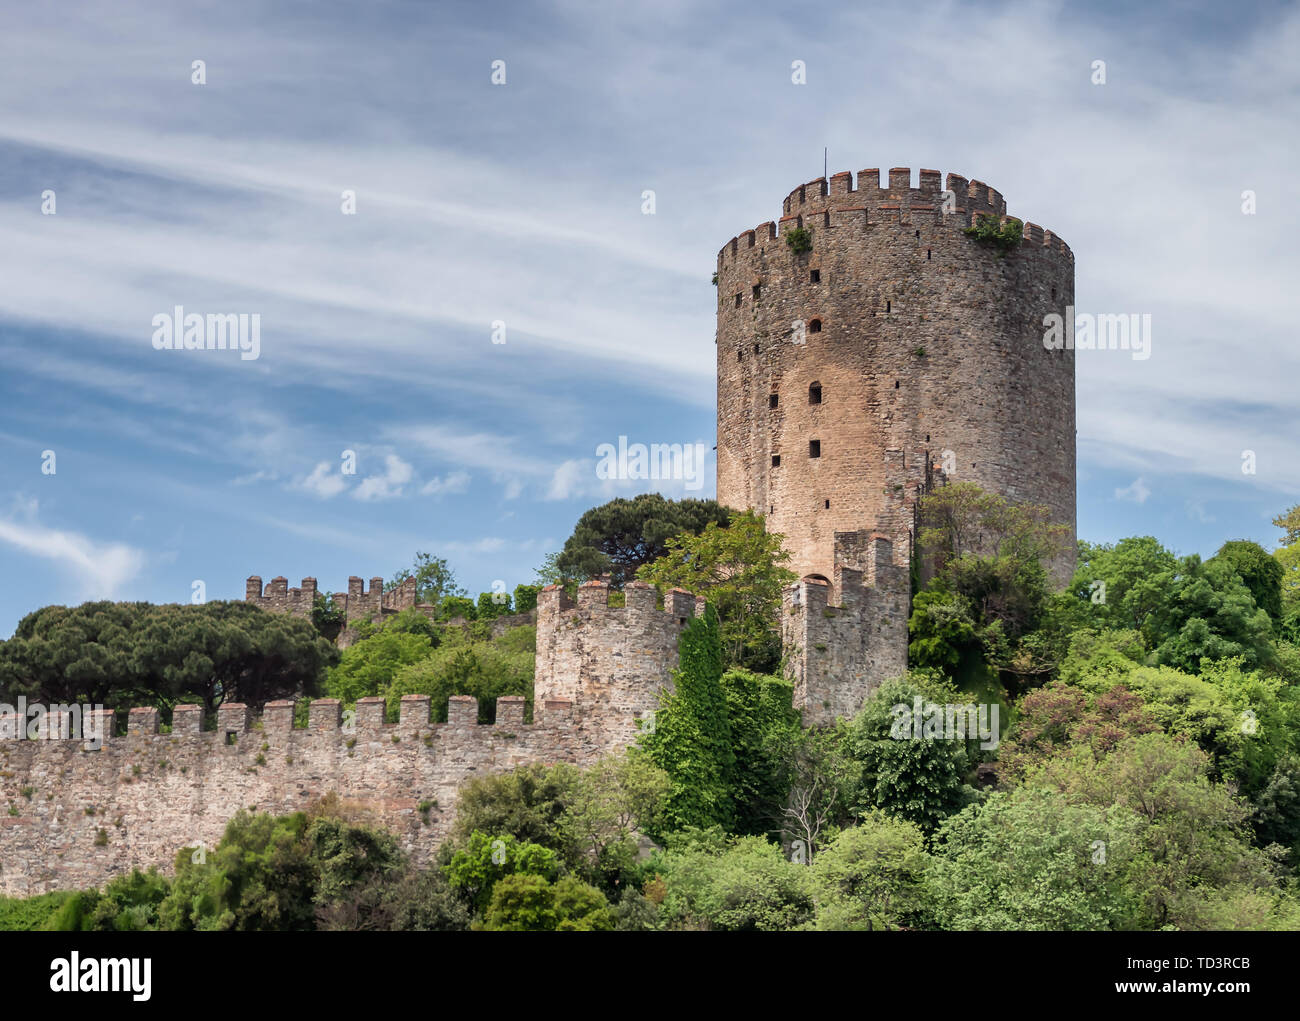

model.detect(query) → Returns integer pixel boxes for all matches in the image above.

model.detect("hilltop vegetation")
[3,488,1300,930]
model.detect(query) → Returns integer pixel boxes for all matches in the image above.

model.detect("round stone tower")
[715,167,1076,588]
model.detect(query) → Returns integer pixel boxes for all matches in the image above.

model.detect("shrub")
[785,227,812,255]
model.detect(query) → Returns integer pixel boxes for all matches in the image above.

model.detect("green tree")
[46,868,172,932]
[450,762,579,857]
[651,834,814,931]
[324,630,435,704]
[479,874,613,931]
[1032,733,1276,929]
[437,595,477,622]
[557,494,732,587]
[305,814,404,908]
[1273,503,1300,608]
[929,787,1142,931]
[0,601,336,717]
[513,583,541,614]
[1149,556,1276,671]
[1252,753,1300,863]
[1072,540,1276,672]
[533,551,568,588]
[0,601,153,707]
[388,552,466,605]
[907,588,977,672]
[912,483,1071,690]
[1072,536,1179,632]
[770,723,855,859]
[840,674,979,833]
[1211,540,1285,621]
[637,509,795,671]
[161,810,317,931]
[1059,648,1268,789]
[385,627,534,723]
[0,891,78,931]
[808,811,930,931]
[137,602,336,714]
[316,866,469,931]
[158,803,406,931]
[476,591,513,620]
[375,606,441,643]
[442,831,559,914]
[560,751,670,890]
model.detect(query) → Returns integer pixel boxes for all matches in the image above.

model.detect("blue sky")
[0,0,1297,636]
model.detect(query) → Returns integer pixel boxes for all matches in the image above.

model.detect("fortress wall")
[0,695,604,897]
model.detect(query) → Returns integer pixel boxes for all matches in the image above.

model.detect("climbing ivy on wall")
[640,604,736,834]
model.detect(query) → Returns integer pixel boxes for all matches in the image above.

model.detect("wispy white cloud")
[1114,477,1152,505]
[1186,499,1216,524]
[421,470,471,498]
[295,461,348,499]
[353,454,413,502]
[0,500,144,598]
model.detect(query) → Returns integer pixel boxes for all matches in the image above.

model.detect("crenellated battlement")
[537,579,706,622]
[0,694,578,750]
[782,531,911,726]
[245,575,319,618]
[0,690,591,897]
[246,573,419,623]
[339,574,418,620]
[717,167,1072,268]
[533,579,700,754]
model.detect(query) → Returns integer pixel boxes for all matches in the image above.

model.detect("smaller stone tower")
[533,579,704,755]
[782,533,910,726]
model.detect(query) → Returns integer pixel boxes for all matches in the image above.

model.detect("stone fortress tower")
[0,167,1084,896]
[715,167,1076,722]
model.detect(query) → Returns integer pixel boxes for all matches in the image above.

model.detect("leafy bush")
[386,627,534,723]
[325,630,436,704]
[963,214,1022,251]
[784,227,812,254]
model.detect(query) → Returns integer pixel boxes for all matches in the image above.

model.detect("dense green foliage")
[964,214,1023,250]
[637,509,795,672]
[1071,537,1277,671]
[641,604,736,833]
[386,625,535,722]
[6,491,1300,932]
[323,614,535,722]
[554,493,732,587]
[325,630,437,704]
[1213,540,1285,621]
[0,600,337,718]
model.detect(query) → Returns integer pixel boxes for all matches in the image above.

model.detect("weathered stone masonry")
[0,581,700,896]
[717,167,1076,720]
[1,166,1078,896]
[782,534,909,727]
[715,167,1076,589]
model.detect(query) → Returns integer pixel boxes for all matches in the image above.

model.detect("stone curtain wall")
[715,167,1077,587]
[782,533,910,725]
[0,583,695,896]
[534,580,702,756]
[0,695,607,897]
[245,575,420,622]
